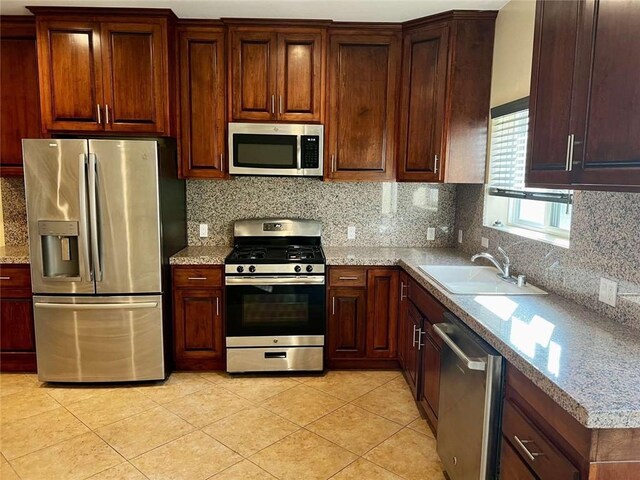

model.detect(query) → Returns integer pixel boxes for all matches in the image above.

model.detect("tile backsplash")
[187,177,457,247]
[0,177,28,246]
[455,185,640,329]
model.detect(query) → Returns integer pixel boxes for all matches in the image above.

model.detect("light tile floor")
[0,370,446,480]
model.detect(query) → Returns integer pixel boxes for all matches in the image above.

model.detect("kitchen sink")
[419,265,547,295]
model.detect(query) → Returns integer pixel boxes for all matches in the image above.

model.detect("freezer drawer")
[34,295,165,382]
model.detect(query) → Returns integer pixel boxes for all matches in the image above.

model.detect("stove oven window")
[242,292,309,328]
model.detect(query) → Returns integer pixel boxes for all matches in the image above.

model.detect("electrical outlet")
[199,223,208,238]
[458,230,463,244]
[481,237,489,248]
[427,228,436,241]
[347,226,356,240]
[598,277,618,307]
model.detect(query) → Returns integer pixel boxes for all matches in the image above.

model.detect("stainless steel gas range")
[224,218,325,373]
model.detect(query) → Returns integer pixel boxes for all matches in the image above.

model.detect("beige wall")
[490,0,536,108]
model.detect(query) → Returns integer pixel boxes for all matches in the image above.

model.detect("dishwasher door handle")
[433,323,487,371]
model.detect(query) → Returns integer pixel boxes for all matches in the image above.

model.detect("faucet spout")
[470,252,510,279]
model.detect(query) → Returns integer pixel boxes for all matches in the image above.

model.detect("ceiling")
[0,0,508,22]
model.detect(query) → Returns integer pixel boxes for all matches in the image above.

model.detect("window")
[484,98,572,245]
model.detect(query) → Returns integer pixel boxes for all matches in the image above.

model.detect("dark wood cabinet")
[325,28,401,181]
[0,17,42,177]
[398,13,496,183]
[229,26,324,122]
[177,24,226,178]
[0,264,36,372]
[402,301,422,398]
[420,330,441,425]
[327,286,367,359]
[527,0,640,191]
[172,266,225,370]
[31,8,174,135]
[397,270,409,368]
[500,437,538,480]
[327,266,399,368]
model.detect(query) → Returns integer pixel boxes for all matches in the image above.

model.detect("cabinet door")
[101,21,168,133]
[0,298,35,352]
[326,32,401,181]
[366,269,399,359]
[420,329,441,423]
[173,288,224,369]
[327,287,366,359]
[178,28,226,178]
[571,0,640,189]
[36,20,104,131]
[397,25,449,182]
[1,21,41,175]
[276,32,323,122]
[526,0,580,187]
[230,30,277,121]
[403,302,422,398]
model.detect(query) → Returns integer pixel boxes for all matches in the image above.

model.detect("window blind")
[487,98,572,205]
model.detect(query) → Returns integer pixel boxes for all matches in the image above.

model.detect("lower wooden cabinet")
[0,264,36,372]
[172,265,225,370]
[327,266,399,368]
[500,437,537,480]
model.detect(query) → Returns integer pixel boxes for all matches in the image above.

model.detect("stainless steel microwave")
[228,123,324,177]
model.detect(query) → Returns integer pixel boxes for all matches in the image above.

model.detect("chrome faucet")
[471,246,511,280]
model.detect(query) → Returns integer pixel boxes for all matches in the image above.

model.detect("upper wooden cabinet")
[229,25,325,122]
[0,17,42,177]
[177,23,227,178]
[325,28,401,181]
[30,8,174,135]
[527,0,640,191]
[398,12,496,183]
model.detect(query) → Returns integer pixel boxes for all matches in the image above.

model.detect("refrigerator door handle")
[78,153,93,281]
[88,153,102,282]
[35,302,158,310]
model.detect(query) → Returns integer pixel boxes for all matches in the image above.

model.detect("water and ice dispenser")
[38,221,80,279]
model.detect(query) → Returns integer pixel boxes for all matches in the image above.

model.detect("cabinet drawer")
[0,265,32,295]
[501,436,538,480]
[502,398,579,480]
[173,266,223,288]
[329,267,366,287]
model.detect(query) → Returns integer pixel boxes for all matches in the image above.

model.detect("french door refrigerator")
[23,138,185,382]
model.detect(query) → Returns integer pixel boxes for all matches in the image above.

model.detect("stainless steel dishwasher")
[434,312,503,480]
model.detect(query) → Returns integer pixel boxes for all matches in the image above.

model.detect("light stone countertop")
[0,245,30,264]
[145,245,640,428]
[169,246,232,265]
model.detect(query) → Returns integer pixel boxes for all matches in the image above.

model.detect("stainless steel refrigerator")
[23,138,185,382]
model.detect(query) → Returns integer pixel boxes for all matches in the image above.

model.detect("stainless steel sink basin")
[419,265,547,295]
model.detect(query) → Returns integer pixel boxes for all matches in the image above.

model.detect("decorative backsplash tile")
[455,185,640,329]
[0,177,28,246]
[187,177,457,247]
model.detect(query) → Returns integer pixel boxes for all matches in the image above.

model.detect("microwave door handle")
[296,136,302,170]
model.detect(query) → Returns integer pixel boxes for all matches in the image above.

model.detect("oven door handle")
[225,276,325,286]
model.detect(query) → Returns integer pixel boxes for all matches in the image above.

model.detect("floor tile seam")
[405,423,435,440]
[242,426,304,461]
[134,384,213,405]
[241,456,283,480]
[80,460,150,480]
[1,426,91,463]
[297,426,368,460]
[346,401,417,427]
[174,400,256,430]
[227,381,301,405]
[44,384,118,405]
[63,398,162,431]
[302,382,358,402]
[325,455,362,480]
[126,429,203,463]
[233,404,305,431]
[0,389,63,426]
[2,458,23,480]
[363,453,412,480]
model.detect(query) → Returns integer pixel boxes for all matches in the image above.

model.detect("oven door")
[225,276,325,345]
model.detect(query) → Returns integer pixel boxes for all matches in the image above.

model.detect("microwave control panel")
[301,136,320,169]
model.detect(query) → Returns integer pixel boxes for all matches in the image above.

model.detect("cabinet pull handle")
[401,282,407,299]
[105,104,111,125]
[0,276,11,280]
[332,296,336,315]
[216,296,219,316]
[271,94,275,115]
[187,277,207,280]
[331,154,336,172]
[434,154,439,174]
[513,436,544,462]
[567,134,575,172]
[96,104,102,125]
[412,325,418,347]
[279,95,283,114]
[220,153,224,165]
[338,276,359,280]
[418,329,425,350]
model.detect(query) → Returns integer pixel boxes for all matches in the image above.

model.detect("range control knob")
[294,265,302,273]
[236,265,244,273]
[306,265,314,272]
[249,265,256,273]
